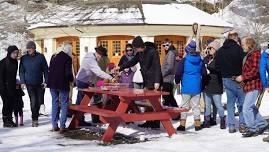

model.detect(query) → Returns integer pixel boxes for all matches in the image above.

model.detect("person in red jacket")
[235,37,268,137]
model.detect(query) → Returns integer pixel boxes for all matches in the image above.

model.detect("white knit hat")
[208,39,221,51]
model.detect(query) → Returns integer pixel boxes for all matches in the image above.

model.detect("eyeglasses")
[126,49,133,52]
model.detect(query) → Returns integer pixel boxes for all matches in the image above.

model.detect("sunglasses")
[162,44,170,47]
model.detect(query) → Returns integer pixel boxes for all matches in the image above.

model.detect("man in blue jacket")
[259,45,269,142]
[19,41,48,127]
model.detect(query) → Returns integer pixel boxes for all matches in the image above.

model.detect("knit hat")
[208,40,221,51]
[7,45,19,54]
[132,36,144,48]
[185,40,196,54]
[26,41,36,49]
[95,46,107,57]
[107,63,115,71]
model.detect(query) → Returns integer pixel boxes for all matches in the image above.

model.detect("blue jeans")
[243,90,268,132]
[223,78,245,129]
[50,89,69,129]
[204,93,225,118]
[75,80,90,105]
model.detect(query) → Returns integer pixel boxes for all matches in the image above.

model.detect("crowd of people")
[0,30,269,142]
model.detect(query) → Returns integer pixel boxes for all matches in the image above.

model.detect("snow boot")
[239,124,247,133]
[201,116,211,128]
[220,116,226,129]
[59,128,68,134]
[242,130,258,138]
[194,119,202,131]
[8,117,17,127]
[210,117,217,126]
[3,116,14,128]
[79,115,92,126]
[229,128,237,133]
[14,117,19,127]
[263,135,269,142]
[177,119,186,131]
[256,124,268,135]
[32,120,39,127]
[19,116,24,126]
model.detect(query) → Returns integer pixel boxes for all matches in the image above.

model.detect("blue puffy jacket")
[19,51,48,85]
[180,54,206,94]
[260,50,269,88]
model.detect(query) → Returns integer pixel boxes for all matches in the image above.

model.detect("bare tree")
[229,0,269,46]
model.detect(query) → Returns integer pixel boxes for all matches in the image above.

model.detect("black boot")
[79,115,92,126]
[210,117,217,126]
[220,116,226,129]
[201,116,211,128]
[242,130,258,138]
[177,119,186,131]
[3,117,15,128]
[91,114,101,123]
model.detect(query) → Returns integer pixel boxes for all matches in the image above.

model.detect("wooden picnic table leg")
[68,92,94,129]
[69,111,82,130]
[148,96,176,136]
[102,119,121,143]
[101,97,130,143]
[80,92,94,106]
[116,97,130,113]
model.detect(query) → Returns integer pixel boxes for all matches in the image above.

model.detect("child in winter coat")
[13,79,25,126]
[175,40,206,131]
[119,68,134,88]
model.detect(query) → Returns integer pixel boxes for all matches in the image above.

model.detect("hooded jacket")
[177,53,206,94]
[215,39,245,78]
[259,50,269,88]
[120,42,163,89]
[0,50,18,95]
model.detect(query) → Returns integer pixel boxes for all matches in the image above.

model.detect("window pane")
[112,40,121,56]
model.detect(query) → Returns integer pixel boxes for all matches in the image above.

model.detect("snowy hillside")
[212,0,269,45]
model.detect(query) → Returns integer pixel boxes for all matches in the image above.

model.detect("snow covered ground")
[0,89,269,152]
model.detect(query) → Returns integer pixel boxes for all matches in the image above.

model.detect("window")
[99,40,108,50]
[155,41,162,55]
[112,40,121,56]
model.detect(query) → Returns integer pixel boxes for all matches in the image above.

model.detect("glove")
[154,83,160,90]
[42,83,47,89]
[21,84,26,90]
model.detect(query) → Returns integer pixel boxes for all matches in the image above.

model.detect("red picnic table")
[68,87,188,143]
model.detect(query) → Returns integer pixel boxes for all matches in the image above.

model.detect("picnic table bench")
[68,87,189,143]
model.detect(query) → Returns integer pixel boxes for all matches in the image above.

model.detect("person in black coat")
[0,45,19,127]
[119,36,163,129]
[215,31,246,133]
[119,36,163,90]
[202,40,226,129]
[47,43,74,133]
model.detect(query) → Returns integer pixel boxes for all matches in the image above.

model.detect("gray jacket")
[162,49,176,83]
[76,53,112,84]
